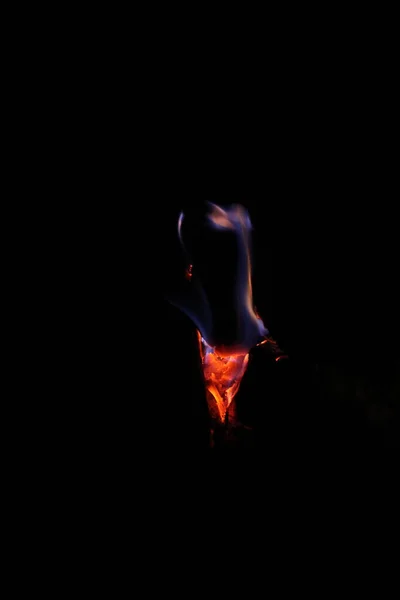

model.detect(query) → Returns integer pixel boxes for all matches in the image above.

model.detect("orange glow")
[185,263,193,281]
[197,331,249,423]
[256,336,288,360]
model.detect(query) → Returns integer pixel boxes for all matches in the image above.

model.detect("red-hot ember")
[185,264,193,281]
[197,331,249,423]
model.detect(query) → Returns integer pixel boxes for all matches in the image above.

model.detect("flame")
[197,331,249,423]
[206,203,265,353]
[170,202,287,425]
[172,203,268,355]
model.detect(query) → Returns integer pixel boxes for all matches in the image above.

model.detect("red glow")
[197,331,249,424]
[185,264,193,281]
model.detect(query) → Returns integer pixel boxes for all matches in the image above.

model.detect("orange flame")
[197,331,249,423]
[174,203,288,428]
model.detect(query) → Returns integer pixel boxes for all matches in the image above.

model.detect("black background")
[15,10,399,573]
[66,38,399,483]
[80,135,399,475]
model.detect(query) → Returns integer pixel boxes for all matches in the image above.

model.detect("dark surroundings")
[84,159,398,477]
[63,35,399,484]
[14,12,399,572]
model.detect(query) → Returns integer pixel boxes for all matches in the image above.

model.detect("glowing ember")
[185,263,193,281]
[197,331,249,423]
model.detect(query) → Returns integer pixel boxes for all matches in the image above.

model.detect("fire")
[197,331,249,423]
[170,202,288,431]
